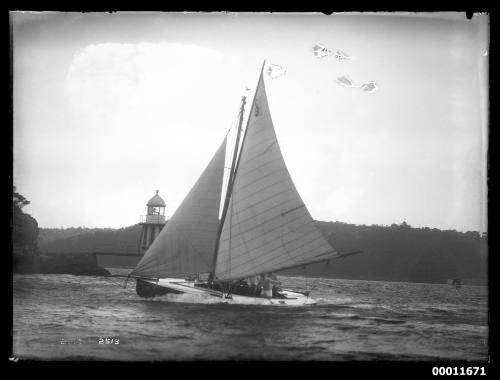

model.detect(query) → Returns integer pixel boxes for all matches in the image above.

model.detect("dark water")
[13,271,488,361]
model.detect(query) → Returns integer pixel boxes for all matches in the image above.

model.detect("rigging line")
[224,103,242,139]
[291,252,339,268]
[103,275,127,288]
[213,63,271,281]
[210,95,248,280]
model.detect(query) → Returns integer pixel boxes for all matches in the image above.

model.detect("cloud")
[67,42,229,122]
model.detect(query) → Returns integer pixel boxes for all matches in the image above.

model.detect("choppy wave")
[13,274,488,361]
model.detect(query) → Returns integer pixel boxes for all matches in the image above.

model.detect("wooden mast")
[209,60,266,282]
[208,95,246,282]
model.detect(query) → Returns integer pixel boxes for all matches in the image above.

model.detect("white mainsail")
[214,73,338,281]
[131,138,227,278]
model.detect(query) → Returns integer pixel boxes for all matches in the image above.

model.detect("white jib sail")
[131,137,227,279]
[214,73,337,281]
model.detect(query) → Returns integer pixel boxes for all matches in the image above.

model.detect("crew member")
[258,273,280,298]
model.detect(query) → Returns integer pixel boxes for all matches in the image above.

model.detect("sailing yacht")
[123,62,342,306]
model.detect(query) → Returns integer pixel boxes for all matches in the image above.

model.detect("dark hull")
[135,278,183,298]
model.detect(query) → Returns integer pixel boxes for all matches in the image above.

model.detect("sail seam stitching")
[218,204,308,244]
[218,226,329,272]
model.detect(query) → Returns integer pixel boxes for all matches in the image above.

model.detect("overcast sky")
[12,12,488,232]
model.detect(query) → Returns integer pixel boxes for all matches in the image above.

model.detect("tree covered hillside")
[39,224,143,254]
[37,220,487,285]
[282,221,487,285]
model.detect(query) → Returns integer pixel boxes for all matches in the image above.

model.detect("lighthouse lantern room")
[139,190,167,254]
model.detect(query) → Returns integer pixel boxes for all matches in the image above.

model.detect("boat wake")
[146,293,230,305]
[313,297,354,305]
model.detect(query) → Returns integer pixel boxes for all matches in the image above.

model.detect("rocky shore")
[13,187,109,277]
[14,247,109,276]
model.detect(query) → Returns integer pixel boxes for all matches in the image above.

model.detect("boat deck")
[194,282,290,299]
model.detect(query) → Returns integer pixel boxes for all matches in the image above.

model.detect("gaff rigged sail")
[214,72,337,281]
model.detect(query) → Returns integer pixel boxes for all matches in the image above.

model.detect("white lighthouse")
[139,190,167,254]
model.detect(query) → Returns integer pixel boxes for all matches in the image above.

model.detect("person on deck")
[268,272,282,296]
[258,273,281,298]
[234,278,249,295]
[248,275,260,295]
